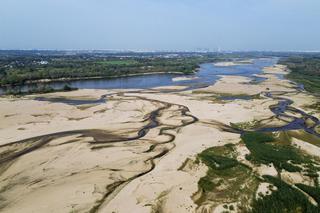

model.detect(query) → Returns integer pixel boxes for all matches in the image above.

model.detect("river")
[0,58,278,94]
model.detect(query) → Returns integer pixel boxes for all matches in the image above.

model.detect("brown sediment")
[67,116,90,121]
[31,114,52,117]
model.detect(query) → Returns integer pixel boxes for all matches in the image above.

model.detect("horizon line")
[0,49,320,53]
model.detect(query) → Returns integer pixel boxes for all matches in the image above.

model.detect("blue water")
[0,58,278,94]
[184,58,277,86]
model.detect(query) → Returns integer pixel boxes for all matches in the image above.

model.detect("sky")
[0,0,320,51]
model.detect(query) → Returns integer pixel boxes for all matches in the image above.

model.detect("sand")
[263,64,288,74]
[172,76,199,82]
[0,62,319,213]
[214,60,253,67]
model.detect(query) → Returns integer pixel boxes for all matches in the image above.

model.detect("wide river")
[0,58,278,94]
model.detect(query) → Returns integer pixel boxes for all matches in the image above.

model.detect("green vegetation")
[4,84,77,96]
[241,132,318,173]
[288,130,320,148]
[252,175,319,213]
[296,183,320,204]
[191,92,263,105]
[199,153,239,170]
[230,120,260,131]
[218,93,262,100]
[280,56,320,94]
[289,72,320,94]
[304,102,320,112]
[196,144,260,211]
[0,54,219,86]
[96,59,138,66]
[196,130,320,212]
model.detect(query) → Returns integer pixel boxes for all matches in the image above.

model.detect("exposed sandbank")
[0,62,319,213]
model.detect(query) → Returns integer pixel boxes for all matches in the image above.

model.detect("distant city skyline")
[1,0,320,51]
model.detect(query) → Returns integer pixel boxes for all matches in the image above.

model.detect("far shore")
[0,71,196,88]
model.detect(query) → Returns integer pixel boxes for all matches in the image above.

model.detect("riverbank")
[0,63,319,212]
[213,59,253,67]
[0,71,190,95]
[2,84,77,96]
[0,53,212,87]
[279,57,320,94]
[1,58,275,96]
[24,71,191,84]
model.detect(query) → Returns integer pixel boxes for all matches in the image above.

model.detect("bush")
[63,84,72,91]
[241,132,307,172]
[252,175,319,213]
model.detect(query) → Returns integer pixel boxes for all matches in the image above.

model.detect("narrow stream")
[258,91,320,137]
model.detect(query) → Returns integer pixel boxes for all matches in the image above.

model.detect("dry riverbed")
[0,64,319,213]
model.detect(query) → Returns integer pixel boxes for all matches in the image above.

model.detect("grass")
[196,144,260,211]
[287,72,320,94]
[218,93,262,101]
[288,130,320,148]
[306,102,320,110]
[1,55,214,86]
[96,60,138,66]
[4,84,77,96]
[198,144,238,171]
[242,131,320,181]
[280,56,320,94]
[241,132,312,172]
[199,154,239,170]
[230,120,260,131]
[252,175,319,213]
[304,102,320,114]
[296,184,320,204]
[192,91,263,105]
[196,131,320,212]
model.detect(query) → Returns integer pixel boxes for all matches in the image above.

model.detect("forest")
[0,52,219,86]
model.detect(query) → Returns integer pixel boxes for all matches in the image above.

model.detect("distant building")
[39,60,49,65]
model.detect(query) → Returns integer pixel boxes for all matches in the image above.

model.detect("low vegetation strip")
[4,84,76,96]
[0,55,218,86]
[280,56,320,94]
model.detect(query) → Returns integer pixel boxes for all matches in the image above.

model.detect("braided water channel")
[256,90,320,138]
[0,91,198,212]
[1,58,319,212]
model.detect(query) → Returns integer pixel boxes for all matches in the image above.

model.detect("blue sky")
[0,0,319,51]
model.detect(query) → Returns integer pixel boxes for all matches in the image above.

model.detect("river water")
[0,58,278,94]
